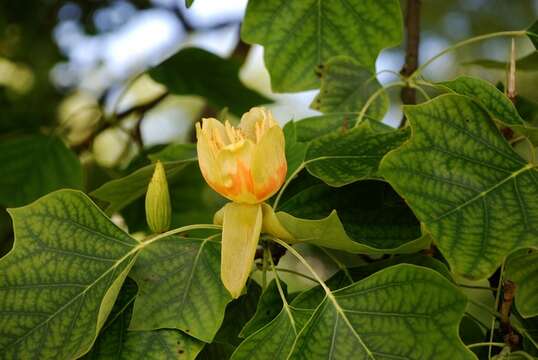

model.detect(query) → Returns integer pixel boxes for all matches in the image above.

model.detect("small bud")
[145,161,171,234]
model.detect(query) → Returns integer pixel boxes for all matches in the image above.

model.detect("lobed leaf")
[438,76,538,144]
[0,190,139,359]
[506,251,538,318]
[380,94,538,279]
[277,180,429,254]
[128,235,232,343]
[311,56,388,118]
[85,278,203,360]
[241,0,402,92]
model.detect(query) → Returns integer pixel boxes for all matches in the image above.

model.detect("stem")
[271,238,374,358]
[400,0,421,107]
[467,342,505,349]
[268,248,297,332]
[356,81,406,125]
[410,30,526,80]
[274,267,317,283]
[145,224,222,244]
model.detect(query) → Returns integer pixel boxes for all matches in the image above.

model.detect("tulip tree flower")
[196,107,290,298]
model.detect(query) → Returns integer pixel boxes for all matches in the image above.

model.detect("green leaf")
[215,281,262,346]
[288,264,473,359]
[185,0,194,8]
[0,134,82,207]
[85,278,204,360]
[463,52,538,71]
[231,308,303,360]
[438,76,538,144]
[277,180,429,254]
[241,0,402,92]
[304,121,409,186]
[380,94,538,279]
[240,280,286,338]
[283,121,308,181]
[295,113,358,142]
[149,47,271,115]
[506,251,538,318]
[0,190,139,359]
[311,56,387,118]
[128,235,232,343]
[91,158,195,214]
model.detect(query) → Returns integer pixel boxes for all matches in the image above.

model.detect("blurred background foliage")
[1,0,538,258]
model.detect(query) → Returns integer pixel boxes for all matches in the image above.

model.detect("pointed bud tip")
[145,161,171,234]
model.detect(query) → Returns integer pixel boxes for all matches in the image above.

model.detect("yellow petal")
[221,202,262,298]
[239,107,276,142]
[261,203,295,243]
[251,125,287,202]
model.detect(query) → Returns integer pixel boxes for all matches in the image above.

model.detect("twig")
[500,280,519,348]
[399,0,421,127]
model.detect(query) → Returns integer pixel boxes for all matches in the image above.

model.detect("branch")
[399,0,421,127]
[500,280,519,348]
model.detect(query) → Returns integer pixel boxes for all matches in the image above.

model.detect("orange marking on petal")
[255,162,287,201]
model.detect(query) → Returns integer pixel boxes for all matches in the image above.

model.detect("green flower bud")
[145,161,171,234]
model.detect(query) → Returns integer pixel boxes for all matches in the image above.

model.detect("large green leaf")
[128,235,232,343]
[85,278,204,360]
[438,76,538,144]
[149,47,271,115]
[0,190,139,359]
[91,157,196,214]
[311,56,387,118]
[380,94,538,279]
[277,180,429,254]
[0,134,82,207]
[506,251,538,318]
[234,264,472,359]
[304,121,409,186]
[288,264,473,359]
[241,0,402,92]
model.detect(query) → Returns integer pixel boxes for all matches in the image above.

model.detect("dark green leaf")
[311,56,387,118]
[85,278,204,360]
[380,94,538,279]
[240,280,286,338]
[0,134,82,207]
[288,265,473,359]
[527,20,538,49]
[438,76,538,144]
[506,250,538,318]
[149,47,271,115]
[215,281,262,346]
[128,235,232,343]
[283,121,308,181]
[241,0,402,92]
[304,121,409,186]
[277,180,429,254]
[0,190,139,359]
